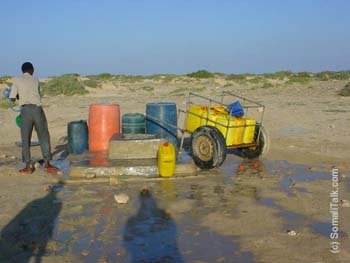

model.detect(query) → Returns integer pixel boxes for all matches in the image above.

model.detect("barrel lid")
[146,102,176,106]
[89,103,120,108]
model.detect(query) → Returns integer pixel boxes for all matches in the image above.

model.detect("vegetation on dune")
[225,74,248,82]
[170,86,207,95]
[262,71,293,80]
[186,70,215,79]
[0,76,12,84]
[247,76,266,84]
[31,69,350,96]
[0,98,10,109]
[286,72,312,84]
[41,74,88,96]
[142,86,154,92]
[83,79,99,88]
[314,71,350,81]
[339,83,350,96]
[260,82,274,89]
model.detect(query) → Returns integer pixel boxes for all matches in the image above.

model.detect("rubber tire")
[239,125,269,159]
[191,126,227,170]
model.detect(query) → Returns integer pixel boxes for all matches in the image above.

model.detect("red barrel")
[89,104,120,151]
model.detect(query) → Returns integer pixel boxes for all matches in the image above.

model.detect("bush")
[247,76,265,84]
[97,73,113,79]
[261,82,274,89]
[313,71,350,81]
[339,83,350,96]
[262,71,292,80]
[83,79,99,88]
[286,72,312,84]
[225,74,248,81]
[142,86,154,92]
[170,86,206,94]
[0,98,10,109]
[186,70,214,79]
[41,75,88,96]
[0,76,11,84]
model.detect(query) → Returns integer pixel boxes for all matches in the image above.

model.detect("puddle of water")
[280,172,330,195]
[52,157,70,176]
[258,197,336,238]
[5,150,346,262]
[50,183,255,262]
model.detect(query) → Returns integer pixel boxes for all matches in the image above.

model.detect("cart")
[146,91,269,170]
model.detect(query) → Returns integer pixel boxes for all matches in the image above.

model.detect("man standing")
[9,62,57,174]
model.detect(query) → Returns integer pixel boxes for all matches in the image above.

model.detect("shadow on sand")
[123,189,183,263]
[0,184,62,263]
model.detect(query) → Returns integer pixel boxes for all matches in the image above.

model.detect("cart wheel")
[191,126,227,169]
[239,125,269,159]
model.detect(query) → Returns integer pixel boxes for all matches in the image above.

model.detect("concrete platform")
[67,137,198,182]
[69,159,198,179]
[109,134,166,160]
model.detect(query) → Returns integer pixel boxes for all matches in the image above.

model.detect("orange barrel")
[89,104,120,151]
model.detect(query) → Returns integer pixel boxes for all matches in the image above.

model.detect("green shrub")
[83,79,99,88]
[261,82,274,89]
[0,96,17,109]
[192,86,207,92]
[0,76,11,84]
[142,86,154,92]
[170,86,206,94]
[150,74,178,82]
[62,73,80,77]
[247,76,265,84]
[311,71,350,82]
[225,74,248,82]
[97,73,113,79]
[0,98,10,109]
[114,75,145,83]
[339,83,350,96]
[41,75,88,96]
[286,72,312,84]
[262,71,292,80]
[332,71,350,80]
[186,70,215,79]
[314,71,332,81]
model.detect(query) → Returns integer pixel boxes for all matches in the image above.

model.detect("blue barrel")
[146,102,178,146]
[122,113,145,134]
[68,120,88,155]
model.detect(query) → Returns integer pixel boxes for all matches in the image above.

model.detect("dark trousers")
[20,104,51,163]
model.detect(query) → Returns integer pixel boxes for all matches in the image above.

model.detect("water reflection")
[123,189,183,263]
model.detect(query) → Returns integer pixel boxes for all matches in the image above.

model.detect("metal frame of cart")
[146,91,269,169]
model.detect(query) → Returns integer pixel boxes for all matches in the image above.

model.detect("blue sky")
[1,0,349,77]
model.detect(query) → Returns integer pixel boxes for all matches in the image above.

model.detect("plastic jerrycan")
[158,142,176,177]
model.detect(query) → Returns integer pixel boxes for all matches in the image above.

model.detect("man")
[9,62,57,174]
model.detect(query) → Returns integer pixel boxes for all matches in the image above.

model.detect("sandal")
[44,165,59,174]
[19,167,35,174]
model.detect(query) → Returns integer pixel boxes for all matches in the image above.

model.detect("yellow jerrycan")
[158,142,176,177]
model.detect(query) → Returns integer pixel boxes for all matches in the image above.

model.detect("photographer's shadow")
[123,189,183,263]
[0,184,62,263]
